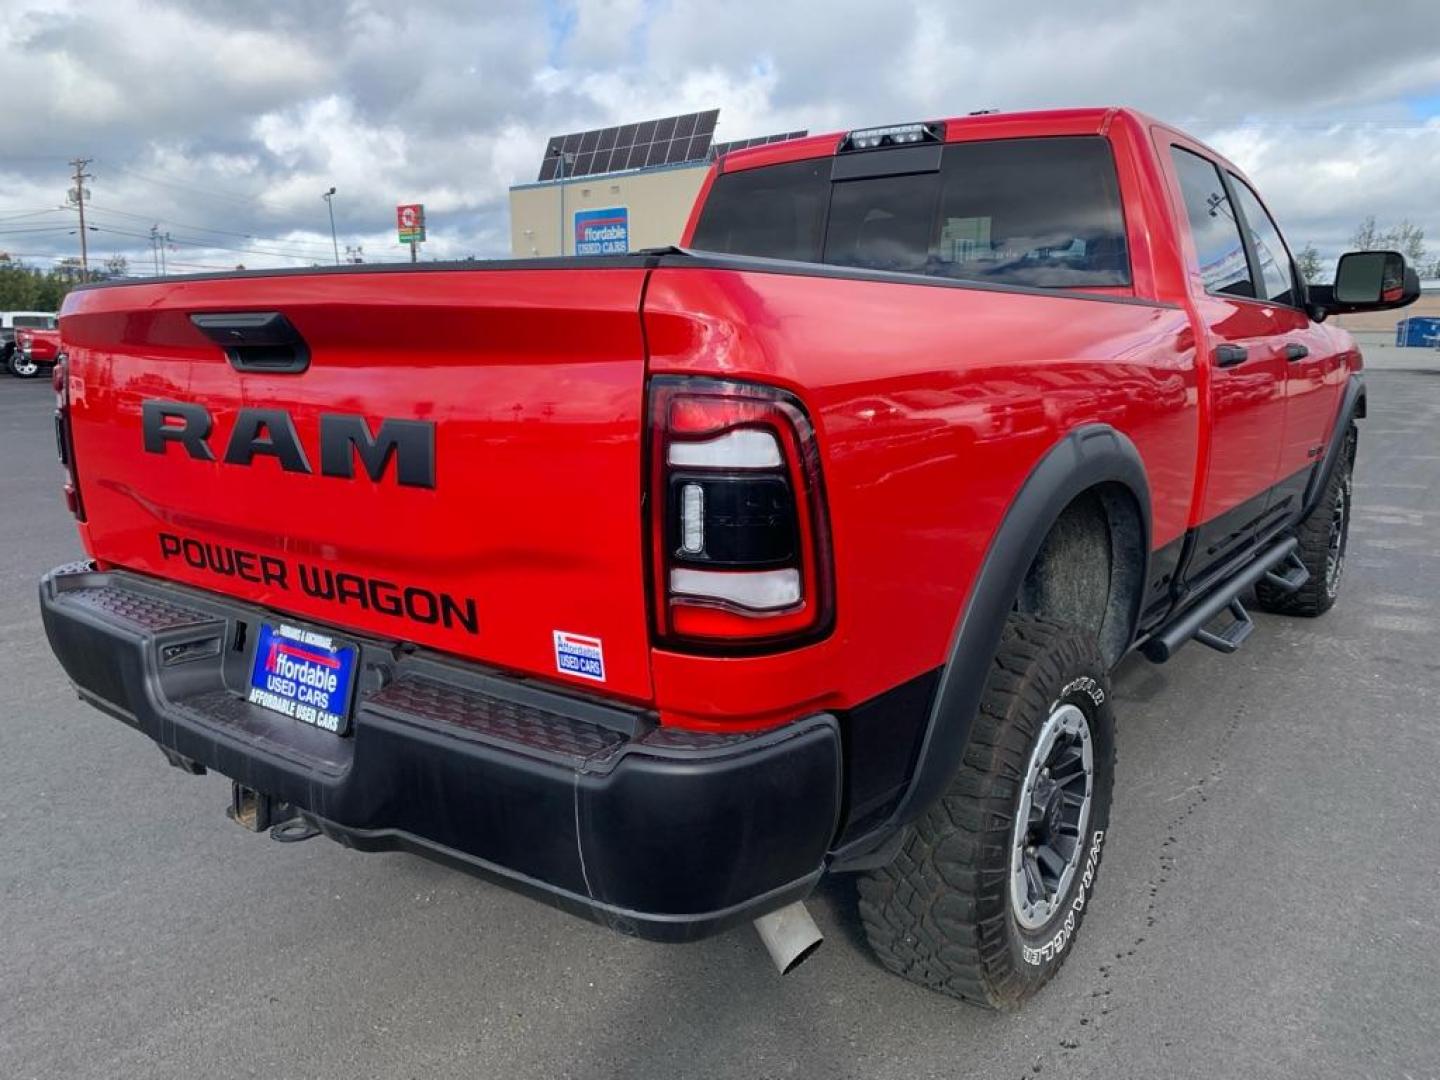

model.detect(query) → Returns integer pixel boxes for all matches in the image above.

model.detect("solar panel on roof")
[711,131,809,159]
[538,109,720,181]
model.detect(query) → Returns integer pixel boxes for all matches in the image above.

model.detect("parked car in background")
[10,325,61,377]
[1,311,58,374]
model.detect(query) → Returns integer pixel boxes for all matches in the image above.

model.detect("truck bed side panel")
[642,266,1199,727]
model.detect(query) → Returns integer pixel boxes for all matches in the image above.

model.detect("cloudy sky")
[2,0,1438,275]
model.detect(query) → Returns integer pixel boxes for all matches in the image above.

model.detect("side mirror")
[1316,250,1420,315]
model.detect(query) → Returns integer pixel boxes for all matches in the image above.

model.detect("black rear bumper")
[39,564,842,941]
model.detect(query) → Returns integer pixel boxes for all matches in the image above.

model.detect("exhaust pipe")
[753,901,823,974]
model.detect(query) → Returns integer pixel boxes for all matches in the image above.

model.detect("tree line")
[0,255,129,310]
[1295,218,1438,285]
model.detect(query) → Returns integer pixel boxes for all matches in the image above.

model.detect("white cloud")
[568,0,646,63]
[1,0,1437,272]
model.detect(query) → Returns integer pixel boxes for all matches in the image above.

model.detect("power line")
[0,225,80,235]
[84,222,408,265]
[87,222,316,260]
[164,259,256,272]
[84,202,338,255]
[0,207,68,223]
[102,162,263,207]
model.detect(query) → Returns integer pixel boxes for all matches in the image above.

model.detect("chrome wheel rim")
[1324,483,1348,598]
[1010,702,1094,930]
[12,356,38,376]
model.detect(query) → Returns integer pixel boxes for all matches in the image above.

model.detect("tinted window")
[1170,148,1253,298]
[690,159,828,262]
[691,136,1131,287]
[13,315,55,329]
[824,172,937,273]
[1229,176,1297,305]
[930,137,1130,286]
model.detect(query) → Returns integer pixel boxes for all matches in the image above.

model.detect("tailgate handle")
[190,312,310,373]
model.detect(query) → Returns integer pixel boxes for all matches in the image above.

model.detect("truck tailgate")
[60,266,655,701]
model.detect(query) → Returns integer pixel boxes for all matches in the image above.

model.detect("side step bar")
[1264,550,1309,593]
[1141,536,1300,663]
[1193,597,1254,654]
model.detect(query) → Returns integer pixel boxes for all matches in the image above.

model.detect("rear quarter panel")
[643,268,1199,727]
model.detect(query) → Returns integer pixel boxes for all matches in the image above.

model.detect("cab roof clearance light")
[840,121,945,152]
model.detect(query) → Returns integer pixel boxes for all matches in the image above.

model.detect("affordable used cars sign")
[574,206,628,255]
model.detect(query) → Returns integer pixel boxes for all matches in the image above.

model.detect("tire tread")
[858,615,1114,1009]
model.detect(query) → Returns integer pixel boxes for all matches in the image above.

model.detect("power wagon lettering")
[141,400,436,488]
[158,531,480,635]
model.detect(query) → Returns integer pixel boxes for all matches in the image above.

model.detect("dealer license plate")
[247,622,358,735]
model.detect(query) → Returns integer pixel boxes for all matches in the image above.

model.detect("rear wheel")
[857,615,1115,1009]
[1255,424,1354,617]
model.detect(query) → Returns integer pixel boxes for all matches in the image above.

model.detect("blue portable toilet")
[1396,317,1440,347]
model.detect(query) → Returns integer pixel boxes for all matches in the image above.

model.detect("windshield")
[13,315,57,330]
[691,136,1131,288]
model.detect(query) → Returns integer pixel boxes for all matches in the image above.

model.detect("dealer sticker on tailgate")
[247,623,358,734]
[553,630,605,682]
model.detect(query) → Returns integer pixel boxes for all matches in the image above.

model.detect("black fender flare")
[877,424,1152,837]
[1300,374,1365,521]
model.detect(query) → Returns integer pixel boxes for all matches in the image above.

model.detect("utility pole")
[148,226,171,276]
[322,187,339,265]
[68,158,93,282]
[550,148,574,256]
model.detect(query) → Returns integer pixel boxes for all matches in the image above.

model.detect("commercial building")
[508,110,804,257]
[509,161,709,257]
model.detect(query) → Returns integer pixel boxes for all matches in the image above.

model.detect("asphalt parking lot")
[3,362,1439,1080]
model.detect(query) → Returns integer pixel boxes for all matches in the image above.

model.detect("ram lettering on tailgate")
[141,400,435,488]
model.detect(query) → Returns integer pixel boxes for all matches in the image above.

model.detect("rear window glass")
[823,172,936,273]
[13,315,56,329]
[690,136,1131,288]
[689,159,829,264]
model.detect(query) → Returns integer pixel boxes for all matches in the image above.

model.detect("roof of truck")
[717,107,1162,174]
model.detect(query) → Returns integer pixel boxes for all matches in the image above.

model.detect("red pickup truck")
[10,325,61,377]
[41,108,1415,1008]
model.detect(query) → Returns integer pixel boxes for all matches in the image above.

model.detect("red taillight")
[53,354,85,521]
[647,376,833,651]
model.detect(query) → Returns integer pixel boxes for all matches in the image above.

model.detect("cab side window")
[1170,147,1253,298]
[1229,177,1299,306]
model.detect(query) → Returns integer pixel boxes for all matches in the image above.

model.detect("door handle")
[1284,342,1309,362]
[1214,344,1248,368]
